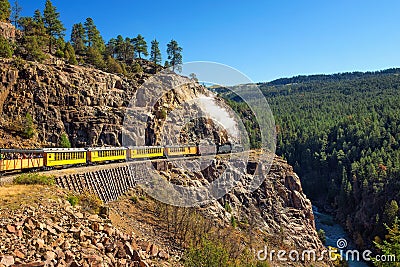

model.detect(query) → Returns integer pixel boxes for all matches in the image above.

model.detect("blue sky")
[16,0,400,82]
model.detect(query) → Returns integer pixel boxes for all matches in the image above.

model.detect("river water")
[313,206,370,267]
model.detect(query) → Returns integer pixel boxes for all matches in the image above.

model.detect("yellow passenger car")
[164,145,198,157]
[43,148,87,167]
[87,147,127,163]
[128,146,164,159]
[0,149,44,172]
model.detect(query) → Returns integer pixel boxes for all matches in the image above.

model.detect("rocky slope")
[0,185,176,267]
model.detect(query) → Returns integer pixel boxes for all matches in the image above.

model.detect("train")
[0,143,244,175]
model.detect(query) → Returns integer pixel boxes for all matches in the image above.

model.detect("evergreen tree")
[86,46,105,69]
[33,9,42,24]
[166,39,183,72]
[106,38,117,58]
[0,35,12,58]
[64,42,77,65]
[0,0,10,22]
[384,200,399,226]
[374,218,400,267]
[114,35,124,60]
[115,35,134,62]
[84,17,104,51]
[70,23,86,55]
[132,34,148,59]
[150,39,161,65]
[10,0,21,27]
[106,55,123,74]
[59,133,71,148]
[43,0,65,53]
[18,14,47,61]
[24,113,35,139]
[164,60,170,68]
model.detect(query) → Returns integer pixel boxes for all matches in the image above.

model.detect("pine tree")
[150,39,161,65]
[64,42,77,65]
[374,218,400,267]
[60,133,71,148]
[166,39,182,72]
[106,38,117,58]
[115,35,134,62]
[70,23,86,55]
[18,13,47,61]
[10,0,21,27]
[106,55,123,74]
[0,0,10,22]
[86,46,105,69]
[43,0,65,54]
[132,34,148,59]
[0,35,12,58]
[84,17,104,52]
[24,113,35,139]
[33,9,42,24]
[383,200,399,226]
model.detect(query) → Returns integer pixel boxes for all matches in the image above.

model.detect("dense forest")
[0,0,183,75]
[219,70,400,254]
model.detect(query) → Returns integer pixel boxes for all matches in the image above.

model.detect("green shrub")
[55,49,64,58]
[78,191,103,214]
[59,133,71,148]
[184,238,230,267]
[231,215,237,228]
[131,61,143,73]
[23,113,35,139]
[14,173,55,185]
[139,195,146,201]
[0,35,13,58]
[224,202,232,213]
[317,229,327,244]
[130,195,138,204]
[67,194,79,206]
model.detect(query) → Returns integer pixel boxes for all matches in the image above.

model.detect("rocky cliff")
[0,58,230,148]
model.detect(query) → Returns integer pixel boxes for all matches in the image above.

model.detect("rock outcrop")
[0,22,16,40]
[0,59,230,148]
[155,155,327,262]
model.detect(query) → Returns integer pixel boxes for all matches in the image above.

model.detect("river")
[313,206,370,267]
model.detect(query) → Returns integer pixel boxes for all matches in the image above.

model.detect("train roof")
[0,149,43,153]
[165,144,197,148]
[43,148,86,152]
[87,147,127,151]
[128,146,164,149]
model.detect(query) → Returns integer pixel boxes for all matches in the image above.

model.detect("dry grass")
[0,184,62,211]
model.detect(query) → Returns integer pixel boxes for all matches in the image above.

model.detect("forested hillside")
[222,70,400,249]
[0,0,183,76]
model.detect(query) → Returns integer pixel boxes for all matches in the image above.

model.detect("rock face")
[0,60,225,147]
[157,155,327,261]
[0,59,230,148]
[0,22,16,40]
